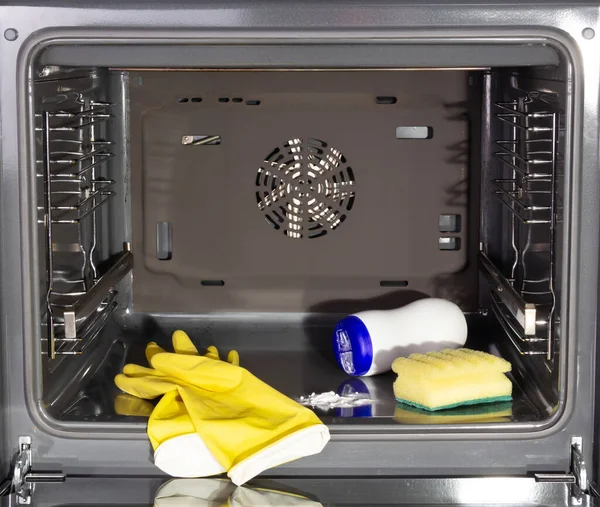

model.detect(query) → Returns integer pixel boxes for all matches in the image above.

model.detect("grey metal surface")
[39,43,561,69]
[40,314,544,425]
[5,0,598,4]
[129,70,474,314]
[0,347,5,483]
[12,476,580,507]
[0,0,596,483]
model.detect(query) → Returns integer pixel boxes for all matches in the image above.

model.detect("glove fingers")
[227,350,240,366]
[172,330,200,356]
[206,346,240,366]
[146,342,168,364]
[122,363,166,378]
[114,373,178,399]
[171,331,240,366]
[205,345,220,361]
[113,394,154,417]
[151,353,242,391]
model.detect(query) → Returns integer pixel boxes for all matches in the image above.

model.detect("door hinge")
[534,437,590,505]
[0,436,65,504]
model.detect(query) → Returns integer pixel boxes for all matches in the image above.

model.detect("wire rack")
[38,95,131,359]
[482,91,560,359]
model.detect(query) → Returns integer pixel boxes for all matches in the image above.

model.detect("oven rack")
[46,180,116,225]
[491,178,552,225]
[40,98,131,358]
[489,294,547,356]
[35,101,114,131]
[492,101,557,183]
[484,91,560,359]
[43,289,120,358]
[480,251,548,354]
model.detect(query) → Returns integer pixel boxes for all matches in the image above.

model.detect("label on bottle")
[335,328,355,374]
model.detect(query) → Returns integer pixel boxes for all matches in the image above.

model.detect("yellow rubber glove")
[116,332,329,485]
[115,331,238,478]
[147,350,330,486]
[150,390,225,477]
[113,394,154,417]
[115,332,240,398]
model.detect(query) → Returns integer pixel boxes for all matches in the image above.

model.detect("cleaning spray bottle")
[332,298,467,377]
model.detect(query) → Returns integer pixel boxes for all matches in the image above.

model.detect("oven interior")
[32,48,568,429]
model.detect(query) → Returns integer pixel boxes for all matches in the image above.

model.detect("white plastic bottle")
[332,298,468,376]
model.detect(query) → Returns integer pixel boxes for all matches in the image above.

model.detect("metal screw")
[4,28,18,41]
[582,27,595,40]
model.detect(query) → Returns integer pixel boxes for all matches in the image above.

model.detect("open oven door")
[1,475,593,507]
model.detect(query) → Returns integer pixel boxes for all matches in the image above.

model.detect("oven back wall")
[130,70,476,314]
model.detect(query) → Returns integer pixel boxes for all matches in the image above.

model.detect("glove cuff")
[228,424,330,486]
[154,433,227,478]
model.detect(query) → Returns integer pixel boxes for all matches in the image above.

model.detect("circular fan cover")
[256,138,356,239]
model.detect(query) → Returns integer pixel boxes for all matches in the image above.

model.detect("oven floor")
[47,314,546,426]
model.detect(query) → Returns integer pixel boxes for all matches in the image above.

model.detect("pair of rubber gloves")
[154,478,324,507]
[114,330,330,485]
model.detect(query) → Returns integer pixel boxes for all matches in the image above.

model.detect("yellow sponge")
[394,401,513,424]
[392,348,512,411]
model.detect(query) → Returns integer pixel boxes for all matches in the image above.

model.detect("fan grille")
[256,138,356,239]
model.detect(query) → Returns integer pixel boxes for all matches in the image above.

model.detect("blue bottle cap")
[335,378,373,417]
[332,316,373,376]
[338,377,371,397]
